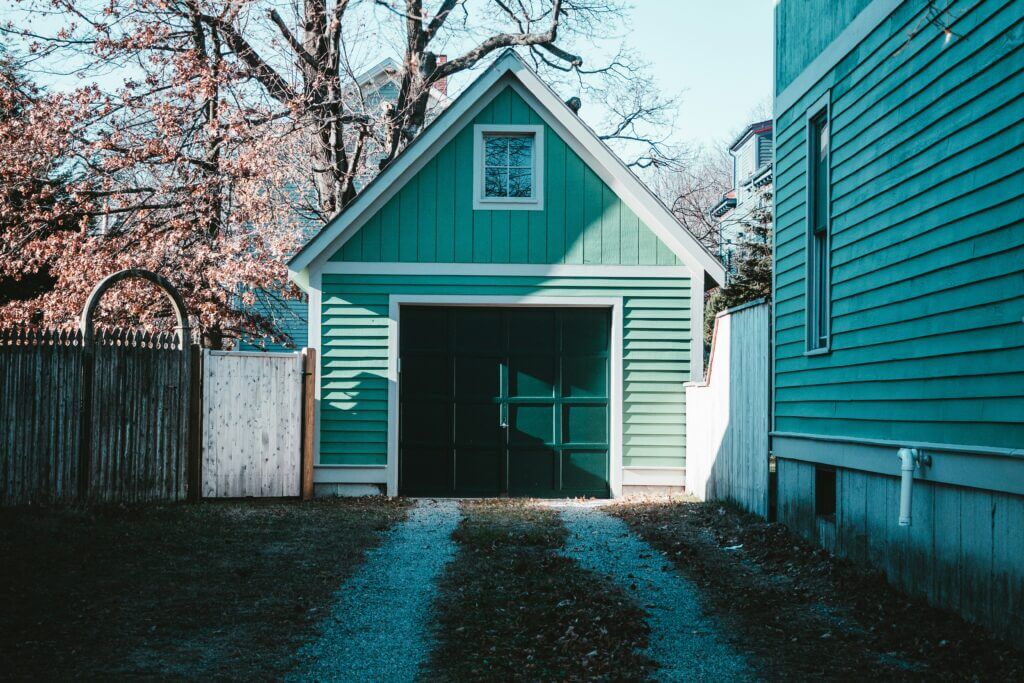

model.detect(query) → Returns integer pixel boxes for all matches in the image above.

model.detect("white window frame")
[472,124,545,210]
[805,91,832,356]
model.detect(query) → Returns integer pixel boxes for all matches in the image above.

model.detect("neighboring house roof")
[729,119,773,153]
[711,195,737,218]
[288,50,725,287]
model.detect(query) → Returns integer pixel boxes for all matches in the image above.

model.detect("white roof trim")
[289,50,724,285]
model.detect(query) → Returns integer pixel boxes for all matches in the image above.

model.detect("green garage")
[287,51,724,497]
[400,306,610,498]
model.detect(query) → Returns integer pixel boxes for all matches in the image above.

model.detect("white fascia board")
[318,262,691,278]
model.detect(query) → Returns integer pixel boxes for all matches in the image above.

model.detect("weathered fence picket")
[0,327,191,505]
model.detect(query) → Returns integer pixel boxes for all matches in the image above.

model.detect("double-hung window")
[806,100,831,353]
[473,125,544,210]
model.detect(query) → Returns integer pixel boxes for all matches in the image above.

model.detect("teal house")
[773,0,1023,637]
[289,51,724,499]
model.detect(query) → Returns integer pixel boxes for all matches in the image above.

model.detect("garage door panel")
[455,309,503,352]
[454,403,502,445]
[509,355,556,398]
[562,450,609,493]
[509,404,554,445]
[401,355,449,398]
[508,448,558,495]
[400,447,451,496]
[454,356,502,398]
[508,310,556,352]
[562,309,610,353]
[454,448,504,494]
[401,401,449,445]
[563,403,608,445]
[562,354,608,398]
[400,308,448,352]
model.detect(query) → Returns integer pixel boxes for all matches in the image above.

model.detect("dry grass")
[613,498,1024,681]
[0,497,408,680]
[426,500,655,682]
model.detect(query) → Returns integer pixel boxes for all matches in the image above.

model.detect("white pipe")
[897,448,919,526]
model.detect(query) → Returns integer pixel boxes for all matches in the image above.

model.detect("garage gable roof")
[289,50,725,285]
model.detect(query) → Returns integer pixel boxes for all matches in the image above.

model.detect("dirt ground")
[426,500,655,682]
[613,498,1024,682]
[0,497,407,680]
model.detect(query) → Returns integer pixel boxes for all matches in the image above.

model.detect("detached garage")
[288,50,724,498]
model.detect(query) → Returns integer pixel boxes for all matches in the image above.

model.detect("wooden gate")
[200,350,306,497]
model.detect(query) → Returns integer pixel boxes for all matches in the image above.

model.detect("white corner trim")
[385,294,624,498]
[289,50,724,287]
[472,124,545,211]
[308,269,323,467]
[318,262,691,278]
[774,0,902,114]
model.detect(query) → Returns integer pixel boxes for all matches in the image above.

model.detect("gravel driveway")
[558,502,754,682]
[288,499,460,682]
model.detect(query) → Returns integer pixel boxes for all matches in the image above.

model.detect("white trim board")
[772,433,1024,497]
[289,50,724,287]
[774,0,902,114]
[385,294,624,498]
[318,262,691,277]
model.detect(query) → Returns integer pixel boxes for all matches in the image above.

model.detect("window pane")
[816,232,828,341]
[813,116,829,233]
[484,167,508,197]
[484,136,508,168]
[508,135,533,167]
[508,167,533,197]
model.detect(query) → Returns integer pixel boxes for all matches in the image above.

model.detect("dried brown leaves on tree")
[1,0,683,342]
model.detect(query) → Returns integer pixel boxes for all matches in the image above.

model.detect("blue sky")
[627,0,774,148]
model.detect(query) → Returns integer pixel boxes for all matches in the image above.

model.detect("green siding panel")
[319,274,691,469]
[328,86,678,266]
[773,0,1024,450]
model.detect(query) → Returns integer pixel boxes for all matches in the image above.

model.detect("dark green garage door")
[399,306,610,498]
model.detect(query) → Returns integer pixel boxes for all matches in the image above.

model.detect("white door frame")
[386,294,624,498]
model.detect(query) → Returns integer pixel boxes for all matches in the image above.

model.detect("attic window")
[473,124,544,210]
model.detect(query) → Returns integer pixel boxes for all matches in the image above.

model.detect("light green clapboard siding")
[319,274,691,469]
[329,86,679,266]
[773,0,1024,449]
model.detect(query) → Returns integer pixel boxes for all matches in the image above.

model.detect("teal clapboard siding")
[329,85,680,266]
[319,274,691,469]
[774,0,1024,449]
[774,0,873,93]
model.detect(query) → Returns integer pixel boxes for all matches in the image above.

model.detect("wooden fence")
[0,327,315,505]
[685,300,771,517]
[0,327,193,505]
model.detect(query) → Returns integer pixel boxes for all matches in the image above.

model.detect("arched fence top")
[80,269,191,352]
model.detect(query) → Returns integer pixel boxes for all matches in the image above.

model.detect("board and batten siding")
[331,86,680,267]
[773,0,1024,449]
[318,274,691,471]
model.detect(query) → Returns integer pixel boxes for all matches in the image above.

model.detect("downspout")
[896,448,932,526]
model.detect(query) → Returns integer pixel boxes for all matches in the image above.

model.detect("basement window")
[473,124,544,210]
[814,466,837,519]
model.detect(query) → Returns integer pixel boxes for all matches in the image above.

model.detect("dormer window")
[473,124,544,210]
